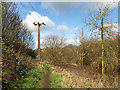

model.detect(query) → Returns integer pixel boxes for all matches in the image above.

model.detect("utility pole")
[101,16,104,77]
[33,22,45,62]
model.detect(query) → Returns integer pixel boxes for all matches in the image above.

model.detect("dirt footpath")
[43,67,51,89]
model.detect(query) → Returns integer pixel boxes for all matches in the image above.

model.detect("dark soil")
[43,67,51,89]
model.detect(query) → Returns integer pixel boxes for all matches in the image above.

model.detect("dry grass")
[52,64,118,88]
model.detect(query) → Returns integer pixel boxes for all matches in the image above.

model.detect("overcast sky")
[15,1,119,49]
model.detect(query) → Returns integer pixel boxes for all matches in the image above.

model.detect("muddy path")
[43,67,51,89]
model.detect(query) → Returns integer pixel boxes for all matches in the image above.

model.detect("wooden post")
[33,22,45,62]
[101,17,104,77]
[38,23,40,62]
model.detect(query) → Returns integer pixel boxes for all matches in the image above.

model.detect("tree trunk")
[101,17,104,76]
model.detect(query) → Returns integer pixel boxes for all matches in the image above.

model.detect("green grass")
[41,63,66,88]
[19,63,66,88]
[50,72,66,88]
[40,63,53,72]
[19,64,47,88]
[21,77,38,88]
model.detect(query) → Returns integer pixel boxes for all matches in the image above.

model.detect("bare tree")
[85,3,117,76]
[42,34,66,64]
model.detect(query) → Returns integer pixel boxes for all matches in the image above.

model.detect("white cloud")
[41,2,80,14]
[69,34,76,38]
[110,23,118,32]
[22,11,55,32]
[95,2,118,10]
[57,25,69,30]
[72,27,79,31]
[57,25,79,31]
[41,1,119,14]
[91,23,118,35]
[66,39,80,46]
[34,37,80,49]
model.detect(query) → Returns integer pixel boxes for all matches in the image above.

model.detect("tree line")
[2,2,37,88]
[1,2,119,88]
[41,3,119,76]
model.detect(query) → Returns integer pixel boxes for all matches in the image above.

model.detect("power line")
[3,3,32,31]
[3,12,19,31]
[16,5,33,24]
[29,2,43,23]
[20,2,38,22]
[28,2,49,31]
[17,3,48,31]
[19,2,48,31]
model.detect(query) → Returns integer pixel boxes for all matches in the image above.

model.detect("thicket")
[42,3,119,75]
[82,35,118,74]
[2,2,37,88]
[42,34,119,75]
[42,35,65,65]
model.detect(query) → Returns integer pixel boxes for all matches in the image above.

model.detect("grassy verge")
[19,64,47,88]
[40,63,65,88]
[19,63,66,88]
[39,63,66,88]
[40,63,53,72]
[50,72,66,88]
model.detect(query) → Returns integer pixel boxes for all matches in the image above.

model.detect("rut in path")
[43,67,51,89]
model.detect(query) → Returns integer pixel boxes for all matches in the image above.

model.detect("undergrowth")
[19,63,65,88]
[19,64,47,88]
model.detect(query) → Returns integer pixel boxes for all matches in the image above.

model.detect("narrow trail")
[43,67,51,89]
